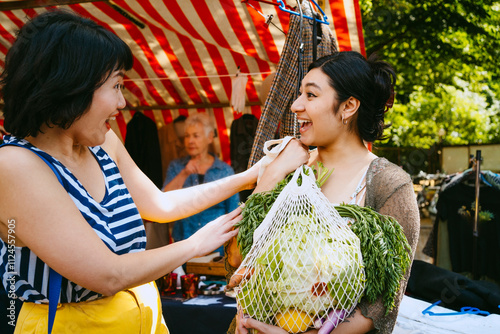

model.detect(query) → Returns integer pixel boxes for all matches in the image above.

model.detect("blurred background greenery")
[360,0,500,173]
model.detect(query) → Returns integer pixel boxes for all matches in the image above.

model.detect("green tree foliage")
[388,83,499,148]
[360,0,500,148]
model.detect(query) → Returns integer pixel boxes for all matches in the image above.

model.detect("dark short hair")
[173,115,187,124]
[308,51,396,142]
[1,9,133,138]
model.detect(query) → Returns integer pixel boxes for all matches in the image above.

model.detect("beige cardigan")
[359,157,420,333]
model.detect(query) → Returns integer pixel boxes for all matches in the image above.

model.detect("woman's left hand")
[270,138,310,176]
[188,207,241,257]
[251,138,309,193]
[236,311,288,334]
[236,311,321,334]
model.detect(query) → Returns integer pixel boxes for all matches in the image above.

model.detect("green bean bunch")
[236,173,293,259]
[334,204,412,314]
[236,164,330,259]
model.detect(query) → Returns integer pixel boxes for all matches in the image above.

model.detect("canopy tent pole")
[0,0,101,11]
[472,150,482,280]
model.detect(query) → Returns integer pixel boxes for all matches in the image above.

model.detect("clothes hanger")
[241,0,294,11]
[241,0,287,34]
[461,154,492,188]
[277,0,329,25]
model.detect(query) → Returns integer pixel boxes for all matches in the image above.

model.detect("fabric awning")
[0,0,365,163]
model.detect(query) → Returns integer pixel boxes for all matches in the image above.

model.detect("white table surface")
[394,295,500,334]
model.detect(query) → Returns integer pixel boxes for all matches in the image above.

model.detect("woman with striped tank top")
[0,10,309,334]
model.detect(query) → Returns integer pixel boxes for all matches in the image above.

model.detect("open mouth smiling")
[298,119,312,133]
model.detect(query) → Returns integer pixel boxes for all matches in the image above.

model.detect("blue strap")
[422,300,490,316]
[48,269,62,333]
[0,142,63,333]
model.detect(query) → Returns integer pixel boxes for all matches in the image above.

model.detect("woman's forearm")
[120,136,308,223]
[151,167,257,222]
[154,151,301,223]
[103,236,197,295]
[96,208,240,295]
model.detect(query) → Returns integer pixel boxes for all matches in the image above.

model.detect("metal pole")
[473,150,481,280]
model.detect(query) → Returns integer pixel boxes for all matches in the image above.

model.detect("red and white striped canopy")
[0,0,365,162]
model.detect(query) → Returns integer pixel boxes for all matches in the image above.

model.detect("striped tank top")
[0,135,146,303]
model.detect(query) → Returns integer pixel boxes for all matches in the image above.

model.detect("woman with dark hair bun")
[0,10,309,333]
[306,51,395,143]
[235,51,419,333]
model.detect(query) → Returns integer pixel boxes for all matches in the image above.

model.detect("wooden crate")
[186,260,227,277]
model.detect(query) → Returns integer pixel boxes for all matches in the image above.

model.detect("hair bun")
[368,53,396,113]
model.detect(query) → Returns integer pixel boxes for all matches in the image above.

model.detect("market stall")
[0,0,365,166]
[423,156,500,283]
[0,2,365,333]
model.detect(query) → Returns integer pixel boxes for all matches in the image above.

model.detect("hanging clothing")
[248,8,337,167]
[434,181,500,281]
[157,122,187,184]
[439,169,500,193]
[230,114,259,174]
[484,170,500,190]
[148,121,187,250]
[125,112,163,189]
[231,74,248,112]
[230,114,259,202]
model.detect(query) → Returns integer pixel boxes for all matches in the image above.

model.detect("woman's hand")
[236,311,288,334]
[182,158,200,176]
[268,138,310,178]
[188,207,241,257]
[253,139,309,194]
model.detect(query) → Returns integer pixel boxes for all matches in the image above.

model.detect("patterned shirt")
[0,135,146,303]
[163,155,239,254]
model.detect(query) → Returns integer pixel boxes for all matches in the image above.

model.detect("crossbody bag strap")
[0,142,63,334]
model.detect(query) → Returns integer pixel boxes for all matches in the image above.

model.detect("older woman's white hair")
[185,113,215,137]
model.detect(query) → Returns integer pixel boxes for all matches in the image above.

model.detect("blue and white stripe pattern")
[0,135,146,303]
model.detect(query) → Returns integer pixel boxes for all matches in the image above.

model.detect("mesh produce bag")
[235,166,366,333]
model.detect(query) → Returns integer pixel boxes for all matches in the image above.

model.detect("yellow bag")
[15,282,168,334]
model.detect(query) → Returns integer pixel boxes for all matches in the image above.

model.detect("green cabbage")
[238,214,365,322]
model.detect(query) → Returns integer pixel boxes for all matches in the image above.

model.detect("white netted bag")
[235,166,365,333]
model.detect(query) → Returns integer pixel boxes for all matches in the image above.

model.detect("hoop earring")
[342,115,348,125]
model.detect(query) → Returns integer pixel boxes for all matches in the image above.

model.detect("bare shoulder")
[0,145,62,244]
[0,144,48,175]
[0,144,63,197]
